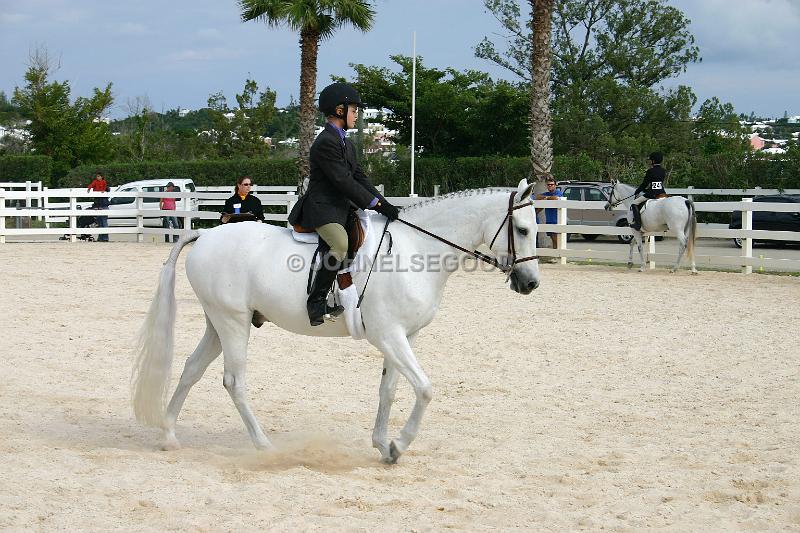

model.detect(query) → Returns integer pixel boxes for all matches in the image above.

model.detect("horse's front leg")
[627,239,634,269]
[371,332,431,464]
[371,361,399,460]
[635,233,646,272]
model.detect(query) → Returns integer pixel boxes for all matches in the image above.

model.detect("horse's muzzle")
[509,271,539,295]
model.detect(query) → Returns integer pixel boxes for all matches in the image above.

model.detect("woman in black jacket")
[221,176,264,224]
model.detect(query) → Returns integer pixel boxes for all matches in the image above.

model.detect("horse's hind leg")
[671,229,688,273]
[217,315,272,450]
[371,331,431,464]
[161,315,222,450]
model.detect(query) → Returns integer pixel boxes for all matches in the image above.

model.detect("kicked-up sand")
[0,242,798,531]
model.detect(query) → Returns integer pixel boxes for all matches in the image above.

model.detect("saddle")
[293,210,368,291]
[291,209,366,256]
[641,194,669,214]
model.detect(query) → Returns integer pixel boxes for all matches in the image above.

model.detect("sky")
[1,0,798,120]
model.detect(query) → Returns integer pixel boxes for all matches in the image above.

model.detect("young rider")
[288,82,400,326]
[630,151,666,231]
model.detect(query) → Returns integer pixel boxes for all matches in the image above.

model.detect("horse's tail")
[684,199,697,259]
[131,229,202,427]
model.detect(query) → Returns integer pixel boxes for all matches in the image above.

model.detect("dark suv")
[557,181,633,243]
[729,194,800,247]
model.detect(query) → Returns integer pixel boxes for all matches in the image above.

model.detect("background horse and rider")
[605,180,698,274]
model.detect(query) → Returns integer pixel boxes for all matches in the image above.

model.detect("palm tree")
[529,0,553,184]
[239,0,375,192]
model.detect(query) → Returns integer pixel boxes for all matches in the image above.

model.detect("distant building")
[178,108,192,118]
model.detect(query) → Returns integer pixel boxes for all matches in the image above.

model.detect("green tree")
[349,56,529,157]
[11,50,114,183]
[239,0,375,191]
[477,0,699,94]
[205,79,277,158]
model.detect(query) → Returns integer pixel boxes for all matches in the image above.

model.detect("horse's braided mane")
[402,187,513,211]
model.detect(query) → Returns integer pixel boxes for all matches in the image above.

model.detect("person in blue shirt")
[535,177,563,249]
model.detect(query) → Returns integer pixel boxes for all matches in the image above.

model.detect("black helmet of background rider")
[648,151,663,165]
[319,82,364,129]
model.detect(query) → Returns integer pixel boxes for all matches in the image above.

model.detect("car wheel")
[616,221,633,244]
[733,237,742,248]
[582,234,599,241]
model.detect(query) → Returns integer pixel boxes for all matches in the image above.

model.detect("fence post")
[648,235,656,270]
[69,196,77,243]
[433,185,440,197]
[136,195,144,243]
[687,185,694,202]
[286,192,297,228]
[0,189,5,244]
[742,197,753,274]
[557,196,567,265]
[43,187,50,228]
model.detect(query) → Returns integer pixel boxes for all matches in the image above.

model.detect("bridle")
[397,192,538,276]
[607,181,635,208]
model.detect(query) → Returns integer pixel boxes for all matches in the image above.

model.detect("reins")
[355,191,538,307]
[398,192,538,275]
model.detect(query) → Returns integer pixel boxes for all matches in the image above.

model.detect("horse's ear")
[517,179,534,202]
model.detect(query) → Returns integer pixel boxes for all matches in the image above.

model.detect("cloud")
[118,22,148,36]
[0,13,31,25]
[195,28,224,41]
[163,47,243,64]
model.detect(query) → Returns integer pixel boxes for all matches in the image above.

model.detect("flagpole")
[410,31,417,198]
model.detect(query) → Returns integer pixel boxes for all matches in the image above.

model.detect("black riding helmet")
[319,82,364,117]
[649,151,663,164]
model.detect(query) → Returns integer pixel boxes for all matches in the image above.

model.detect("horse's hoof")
[691,270,699,276]
[160,436,181,451]
[626,262,633,269]
[386,441,401,464]
[669,268,676,274]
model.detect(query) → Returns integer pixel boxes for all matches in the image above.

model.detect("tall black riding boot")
[630,204,642,231]
[306,255,345,326]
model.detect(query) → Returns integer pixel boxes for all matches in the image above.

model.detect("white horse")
[605,180,697,274]
[131,180,541,463]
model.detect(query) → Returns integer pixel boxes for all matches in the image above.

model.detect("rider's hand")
[374,200,400,221]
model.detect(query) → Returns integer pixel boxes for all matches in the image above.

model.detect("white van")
[108,178,197,227]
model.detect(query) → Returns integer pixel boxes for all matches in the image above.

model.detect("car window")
[186,183,195,192]
[110,187,135,205]
[585,188,606,202]
[563,187,582,201]
[144,186,170,203]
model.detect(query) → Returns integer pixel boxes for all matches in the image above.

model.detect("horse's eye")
[516,227,529,236]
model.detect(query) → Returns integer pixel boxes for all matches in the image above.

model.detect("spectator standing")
[87,172,109,242]
[160,182,180,243]
[535,177,563,249]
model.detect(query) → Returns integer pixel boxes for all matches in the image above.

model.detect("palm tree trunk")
[297,28,320,194]
[529,0,554,184]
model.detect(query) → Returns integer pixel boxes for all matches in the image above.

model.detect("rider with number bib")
[288,82,400,327]
[629,151,666,231]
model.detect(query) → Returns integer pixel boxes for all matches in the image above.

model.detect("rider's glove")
[374,200,400,221]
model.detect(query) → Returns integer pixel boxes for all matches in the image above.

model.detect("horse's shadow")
[23,412,384,473]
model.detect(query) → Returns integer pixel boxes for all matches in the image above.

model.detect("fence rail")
[2,187,798,273]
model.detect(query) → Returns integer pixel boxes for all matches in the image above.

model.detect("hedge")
[57,150,800,193]
[0,156,53,186]
[62,158,299,188]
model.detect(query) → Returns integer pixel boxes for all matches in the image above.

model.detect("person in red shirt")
[87,172,109,242]
[86,173,107,193]
[160,182,180,243]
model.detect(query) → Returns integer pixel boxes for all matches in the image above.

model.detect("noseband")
[484,192,538,274]
[398,191,538,276]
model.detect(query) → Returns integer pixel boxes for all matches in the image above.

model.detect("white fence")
[1,185,799,274]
